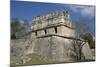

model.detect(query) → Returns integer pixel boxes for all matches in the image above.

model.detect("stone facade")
[30,11,93,61]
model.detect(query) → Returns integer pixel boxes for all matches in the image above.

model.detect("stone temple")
[11,11,94,65]
[25,11,93,61]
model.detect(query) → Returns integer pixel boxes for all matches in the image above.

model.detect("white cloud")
[68,5,95,17]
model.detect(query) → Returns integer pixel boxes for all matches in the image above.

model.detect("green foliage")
[73,20,95,49]
[89,39,95,49]
[24,53,52,65]
[11,18,30,39]
[11,34,16,39]
[80,33,95,49]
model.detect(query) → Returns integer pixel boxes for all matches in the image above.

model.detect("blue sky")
[11,0,95,36]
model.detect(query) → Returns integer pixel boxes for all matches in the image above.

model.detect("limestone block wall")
[31,26,75,39]
[11,35,94,62]
[11,33,36,55]
[30,28,93,61]
[31,11,71,30]
[57,26,75,37]
[33,36,76,62]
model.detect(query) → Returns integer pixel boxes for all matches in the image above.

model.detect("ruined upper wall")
[31,11,73,30]
[30,11,76,38]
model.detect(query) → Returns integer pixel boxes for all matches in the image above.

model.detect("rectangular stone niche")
[37,30,45,36]
[47,28,55,34]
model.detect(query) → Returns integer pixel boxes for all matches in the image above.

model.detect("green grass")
[11,53,67,66]
[23,53,54,65]
[26,53,50,64]
[17,53,89,66]
[23,53,76,66]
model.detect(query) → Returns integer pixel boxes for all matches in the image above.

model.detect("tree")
[72,40,86,61]
[11,18,30,39]
[80,33,95,49]
[74,19,89,37]
[74,19,95,49]
[71,19,95,61]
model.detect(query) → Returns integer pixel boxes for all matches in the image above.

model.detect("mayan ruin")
[11,11,94,66]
